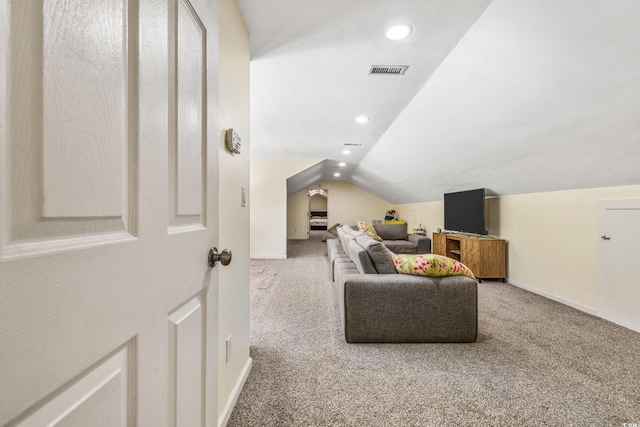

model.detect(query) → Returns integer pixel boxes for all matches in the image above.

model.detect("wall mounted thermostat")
[225,128,241,154]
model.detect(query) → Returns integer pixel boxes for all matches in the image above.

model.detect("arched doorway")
[308,188,328,233]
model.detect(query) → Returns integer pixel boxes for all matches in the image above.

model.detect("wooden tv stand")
[432,232,506,281]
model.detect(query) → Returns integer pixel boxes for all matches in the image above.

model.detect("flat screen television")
[444,188,487,235]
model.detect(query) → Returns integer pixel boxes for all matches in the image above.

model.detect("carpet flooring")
[228,232,640,426]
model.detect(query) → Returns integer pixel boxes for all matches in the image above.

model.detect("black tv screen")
[444,188,487,235]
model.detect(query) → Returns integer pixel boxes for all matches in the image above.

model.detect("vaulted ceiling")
[237,0,640,203]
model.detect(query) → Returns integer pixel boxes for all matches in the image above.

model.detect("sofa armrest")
[342,274,477,343]
[408,234,431,254]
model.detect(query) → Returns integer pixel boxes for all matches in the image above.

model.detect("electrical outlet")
[226,335,232,363]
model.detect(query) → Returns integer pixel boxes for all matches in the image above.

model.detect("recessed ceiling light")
[355,116,369,124]
[333,172,341,177]
[386,24,412,40]
[342,150,351,155]
[338,162,346,167]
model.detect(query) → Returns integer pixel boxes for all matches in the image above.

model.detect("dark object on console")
[444,188,487,235]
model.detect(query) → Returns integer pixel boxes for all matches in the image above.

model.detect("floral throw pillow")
[356,220,383,242]
[391,253,476,280]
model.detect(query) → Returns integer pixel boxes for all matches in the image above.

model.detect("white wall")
[395,184,640,314]
[218,0,250,423]
[250,158,322,258]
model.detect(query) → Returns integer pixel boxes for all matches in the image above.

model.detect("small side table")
[413,229,426,236]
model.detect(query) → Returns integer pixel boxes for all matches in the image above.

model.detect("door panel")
[41,0,130,219]
[597,199,640,332]
[17,345,134,427]
[0,0,218,425]
[168,295,204,427]
[4,0,135,258]
[169,0,207,231]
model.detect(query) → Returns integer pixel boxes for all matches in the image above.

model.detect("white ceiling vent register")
[369,65,409,75]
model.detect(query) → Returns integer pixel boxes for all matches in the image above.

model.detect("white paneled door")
[597,199,640,333]
[0,0,219,426]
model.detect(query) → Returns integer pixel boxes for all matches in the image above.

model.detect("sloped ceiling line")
[242,0,640,203]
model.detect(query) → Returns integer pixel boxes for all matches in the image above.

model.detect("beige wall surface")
[310,194,328,211]
[218,0,251,423]
[287,190,308,239]
[395,184,640,314]
[394,201,444,239]
[327,181,390,227]
[305,180,391,228]
[250,158,322,258]
[496,185,640,311]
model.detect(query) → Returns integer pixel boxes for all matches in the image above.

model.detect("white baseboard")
[218,357,252,427]
[250,255,287,260]
[507,279,597,316]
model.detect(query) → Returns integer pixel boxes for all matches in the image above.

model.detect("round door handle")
[208,247,232,267]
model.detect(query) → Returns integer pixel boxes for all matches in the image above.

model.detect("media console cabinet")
[432,232,506,281]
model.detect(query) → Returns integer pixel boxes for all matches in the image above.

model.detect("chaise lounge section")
[371,222,431,254]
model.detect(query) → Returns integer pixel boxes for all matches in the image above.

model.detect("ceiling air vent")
[369,65,409,75]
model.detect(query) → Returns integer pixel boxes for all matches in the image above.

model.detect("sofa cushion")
[342,232,359,254]
[373,223,408,241]
[356,220,383,242]
[407,234,432,254]
[382,240,417,254]
[341,224,356,234]
[347,240,377,274]
[355,234,396,274]
[391,253,476,280]
[338,225,362,253]
[337,226,348,252]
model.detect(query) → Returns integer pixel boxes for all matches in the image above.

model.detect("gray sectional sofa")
[370,222,431,254]
[327,224,477,343]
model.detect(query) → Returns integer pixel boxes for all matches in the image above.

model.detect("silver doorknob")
[208,247,232,267]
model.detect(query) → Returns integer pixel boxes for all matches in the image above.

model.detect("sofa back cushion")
[337,226,349,253]
[341,224,355,233]
[373,223,408,241]
[341,230,364,255]
[338,225,357,252]
[347,240,377,274]
[355,234,397,274]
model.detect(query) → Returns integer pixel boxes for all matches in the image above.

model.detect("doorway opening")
[308,189,328,234]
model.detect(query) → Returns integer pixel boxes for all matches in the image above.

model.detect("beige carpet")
[229,233,640,426]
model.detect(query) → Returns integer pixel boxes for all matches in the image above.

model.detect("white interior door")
[597,198,640,333]
[0,0,219,425]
